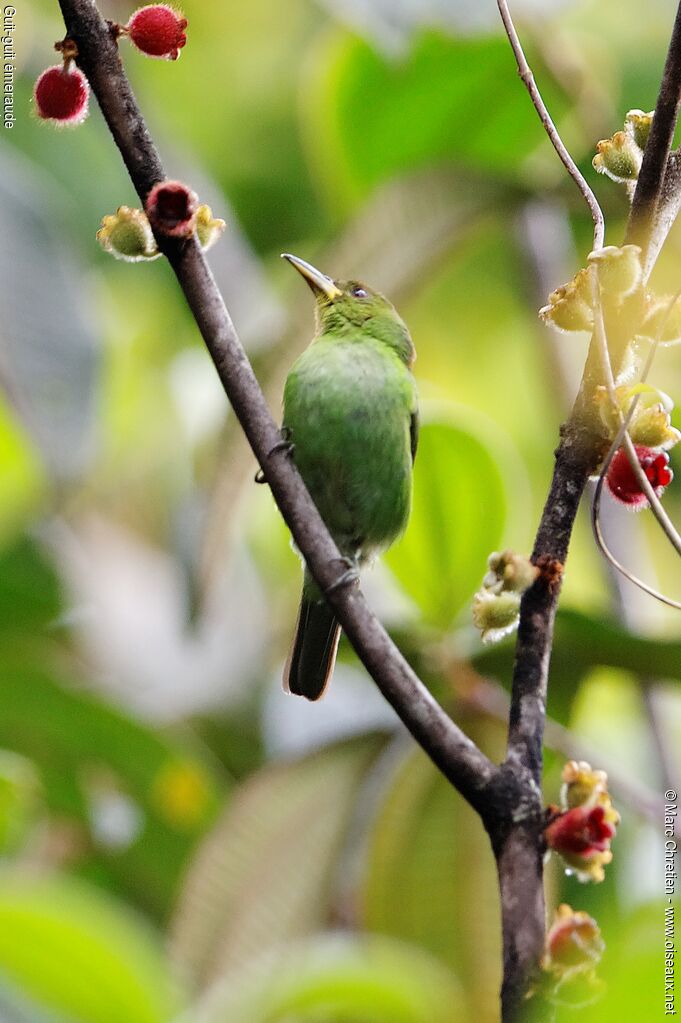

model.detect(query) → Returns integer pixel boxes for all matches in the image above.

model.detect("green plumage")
[281,255,418,700]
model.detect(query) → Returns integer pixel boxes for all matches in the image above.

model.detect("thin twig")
[55,0,498,814]
[496,0,605,250]
[590,286,681,594]
[593,295,681,555]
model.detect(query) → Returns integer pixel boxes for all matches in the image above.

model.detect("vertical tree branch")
[626,0,681,269]
[496,3,681,1019]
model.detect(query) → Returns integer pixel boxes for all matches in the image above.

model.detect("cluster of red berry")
[605,444,673,509]
[34,5,187,126]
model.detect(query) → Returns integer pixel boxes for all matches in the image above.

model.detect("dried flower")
[145,179,198,237]
[543,904,604,979]
[546,761,620,882]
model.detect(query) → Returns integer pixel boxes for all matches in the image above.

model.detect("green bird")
[281,254,418,701]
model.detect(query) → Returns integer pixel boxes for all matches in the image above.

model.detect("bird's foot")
[255,427,295,484]
[324,557,359,596]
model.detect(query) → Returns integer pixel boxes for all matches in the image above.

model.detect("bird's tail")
[283,571,341,701]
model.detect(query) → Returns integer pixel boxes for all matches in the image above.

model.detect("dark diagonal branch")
[55,0,496,813]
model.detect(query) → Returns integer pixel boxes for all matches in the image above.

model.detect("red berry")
[145,179,198,237]
[127,5,188,60]
[606,444,673,508]
[34,64,89,125]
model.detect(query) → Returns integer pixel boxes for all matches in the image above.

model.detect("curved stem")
[496,0,605,250]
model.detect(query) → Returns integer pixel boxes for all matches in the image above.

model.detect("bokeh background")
[1,0,680,1019]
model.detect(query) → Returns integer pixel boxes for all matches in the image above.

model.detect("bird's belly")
[283,356,412,558]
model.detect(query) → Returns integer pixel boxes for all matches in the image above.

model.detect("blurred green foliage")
[0,0,680,1020]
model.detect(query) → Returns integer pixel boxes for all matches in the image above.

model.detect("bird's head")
[282,253,415,367]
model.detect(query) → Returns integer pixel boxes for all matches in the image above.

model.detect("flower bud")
[640,293,681,345]
[472,589,521,644]
[195,204,226,252]
[587,244,642,300]
[126,5,188,60]
[97,206,160,262]
[484,550,538,594]
[561,760,609,809]
[630,404,681,450]
[145,179,198,237]
[542,904,604,979]
[593,131,643,183]
[34,63,89,126]
[539,269,593,333]
[624,109,654,151]
[595,383,679,451]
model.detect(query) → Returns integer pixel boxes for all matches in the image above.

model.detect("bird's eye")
[351,285,368,298]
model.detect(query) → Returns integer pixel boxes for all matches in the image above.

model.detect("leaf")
[302,30,567,213]
[0,536,62,634]
[385,414,507,630]
[0,662,222,916]
[0,871,180,1023]
[170,735,384,991]
[473,607,681,724]
[360,737,505,1023]
[193,933,465,1023]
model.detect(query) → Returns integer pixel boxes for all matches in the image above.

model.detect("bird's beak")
[281,253,342,300]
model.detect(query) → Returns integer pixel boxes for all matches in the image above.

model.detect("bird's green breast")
[283,335,416,560]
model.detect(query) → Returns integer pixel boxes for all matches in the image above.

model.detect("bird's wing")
[409,408,419,464]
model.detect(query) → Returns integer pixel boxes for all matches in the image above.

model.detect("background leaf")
[303,30,568,213]
[385,414,507,629]
[191,933,465,1023]
[359,729,506,1023]
[0,662,222,917]
[170,735,385,990]
[0,872,180,1023]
